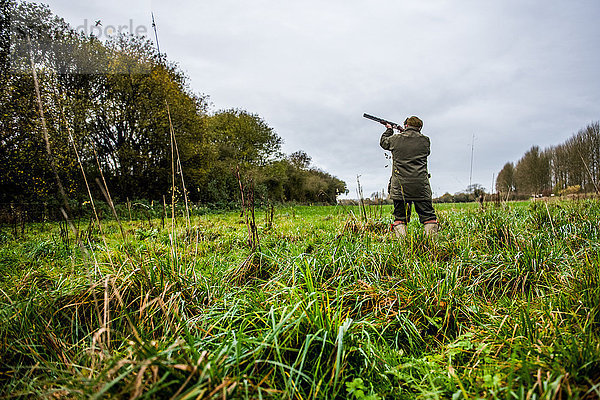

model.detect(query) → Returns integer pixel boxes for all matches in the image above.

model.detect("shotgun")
[363,113,404,131]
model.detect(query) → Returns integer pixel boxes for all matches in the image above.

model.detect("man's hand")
[385,123,392,129]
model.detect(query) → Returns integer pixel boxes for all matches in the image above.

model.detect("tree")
[288,150,311,169]
[0,1,348,209]
[550,122,600,194]
[514,146,550,195]
[498,122,599,197]
[84,36,209,201]
[199,109,283,205]
[0,1,82,202]
[466,183,486,197]
[207,109,282,167]
[496,162,515,194]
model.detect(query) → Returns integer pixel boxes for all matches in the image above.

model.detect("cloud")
[44,0,600,198]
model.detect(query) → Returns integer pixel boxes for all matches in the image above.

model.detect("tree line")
[495,122,599,197]
[0,1,347,210]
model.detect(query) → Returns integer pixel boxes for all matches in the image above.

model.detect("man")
[380,116,438,237]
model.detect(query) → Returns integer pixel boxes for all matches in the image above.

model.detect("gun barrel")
[363,113,379,122]
[363,113,403,131]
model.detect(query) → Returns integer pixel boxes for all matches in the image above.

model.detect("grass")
[0,199,599,399]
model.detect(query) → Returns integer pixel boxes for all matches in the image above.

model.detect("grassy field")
[0,199,599,399]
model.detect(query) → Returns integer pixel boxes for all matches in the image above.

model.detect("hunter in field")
[379,116,439,237]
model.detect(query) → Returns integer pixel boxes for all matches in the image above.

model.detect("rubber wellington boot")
[391,221,407,238]
[424,221,439,237]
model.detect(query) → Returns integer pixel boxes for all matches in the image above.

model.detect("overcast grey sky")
[41,0,600,198]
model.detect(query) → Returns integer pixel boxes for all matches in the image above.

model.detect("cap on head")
[404,116,423,130]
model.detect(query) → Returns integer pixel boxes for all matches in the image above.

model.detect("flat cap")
[404,116,423,129]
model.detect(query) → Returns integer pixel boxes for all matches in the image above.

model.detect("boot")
[424,220,439,237]
[391,221,407,238]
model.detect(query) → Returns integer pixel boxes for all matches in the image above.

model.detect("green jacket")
[380,127,432,201]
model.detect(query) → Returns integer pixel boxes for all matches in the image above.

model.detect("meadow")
[0,199,599,399]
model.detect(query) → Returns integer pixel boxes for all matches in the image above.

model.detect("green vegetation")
[1,199,599,398]
[496,122,600,197]
[0,1,346,207]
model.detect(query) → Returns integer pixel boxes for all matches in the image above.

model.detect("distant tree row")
[0,1,347,208]
[496,122,599,196]
[433,184,487,203]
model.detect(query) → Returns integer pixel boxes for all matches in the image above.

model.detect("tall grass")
[0,199,599,398]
